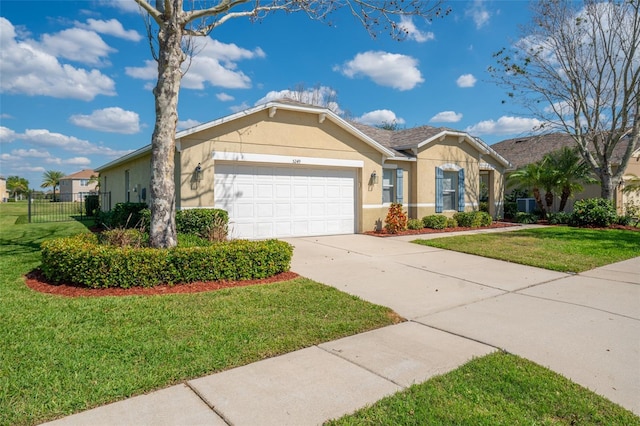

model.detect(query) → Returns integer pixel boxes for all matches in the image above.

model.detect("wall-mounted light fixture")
[192,163,203,189]
[369,170,379,185]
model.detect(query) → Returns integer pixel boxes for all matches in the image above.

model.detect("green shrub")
[452,211,490,228]
[85,195,100,217]
[41,234,293,289]
[479,201,489,213]
[407,218,423,230]
[547,212,572,225]
[177,233,211,247]
[422,215,447,229]
[15,215,28,225]
[615,215,633,226]
[384,203,407,234]
[514,212,539,224]
[98,202,148,229]
[98,229,147,248]
[173,208,229,241]
[570,198,617,227]
[446,217,458,228]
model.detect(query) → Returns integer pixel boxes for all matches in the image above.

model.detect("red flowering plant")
[384,203,408,234]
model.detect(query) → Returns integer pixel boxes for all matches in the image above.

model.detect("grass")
[328,352,640,425]
[0,203,398,425]
[413,226,640,273]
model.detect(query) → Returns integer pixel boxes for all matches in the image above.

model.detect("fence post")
[28,191,32,223]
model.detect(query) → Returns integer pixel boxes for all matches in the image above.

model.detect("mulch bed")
[364,221,519,237]
[24,270,299,298]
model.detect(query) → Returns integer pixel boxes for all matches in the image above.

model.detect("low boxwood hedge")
[41,233,293,289]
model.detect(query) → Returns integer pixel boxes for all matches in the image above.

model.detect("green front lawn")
[414,227,640,273]
[328,352,640,425]
[0,204,398,425]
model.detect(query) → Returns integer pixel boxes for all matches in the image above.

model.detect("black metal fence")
[28,192,111,223]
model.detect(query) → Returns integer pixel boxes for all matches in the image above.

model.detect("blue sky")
[0,0,542,188]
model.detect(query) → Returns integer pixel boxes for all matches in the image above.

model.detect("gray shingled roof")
[491,133,635,169]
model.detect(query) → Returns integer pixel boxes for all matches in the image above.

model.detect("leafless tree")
[490,0,639,201]
[134,0,449,248]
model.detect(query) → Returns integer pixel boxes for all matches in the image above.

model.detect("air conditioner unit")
[516,198,537,213]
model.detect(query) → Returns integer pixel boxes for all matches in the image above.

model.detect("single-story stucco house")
[59,169,99,202]
[96,100,511,239]
[492,133,640,214]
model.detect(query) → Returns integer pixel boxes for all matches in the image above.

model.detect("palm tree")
[41,170,65,202]
[6,176,29,201]
[544,147,597,212]
[507,162,548,217]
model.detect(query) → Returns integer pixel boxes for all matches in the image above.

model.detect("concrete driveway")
[287,233,640,415]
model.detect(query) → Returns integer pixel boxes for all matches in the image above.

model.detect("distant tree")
[88,174,100,191]
[283,83,340,113]
[544,146,597,211]
[377,121,401,131]
[133,0,449,248]
[490,0,640,201]
[6,176,29,200]
[41,170,65,202]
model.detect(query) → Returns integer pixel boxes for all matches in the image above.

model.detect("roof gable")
[59,169,97,180]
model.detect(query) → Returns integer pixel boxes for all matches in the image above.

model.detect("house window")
[382,169,394,203]
[80,179,89,186]
[442,171,458,211]
[436,167,465,213]
[382,168,404,204]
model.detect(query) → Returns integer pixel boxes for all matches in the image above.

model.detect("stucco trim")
[438,163,463,171]
[212,151,364,169]
[396,130,511,168]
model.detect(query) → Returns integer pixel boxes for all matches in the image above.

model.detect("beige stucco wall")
[0,178,7,202]
[59,179,99,202]
[179,108,389,233]
[412,135,506,220]
[100,155,152,209]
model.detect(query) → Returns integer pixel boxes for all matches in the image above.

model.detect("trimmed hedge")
[407,218,423,230]
[41,234,293,289]
[453,211,492,228]
[570,198,617,227]
[422,215,447,229]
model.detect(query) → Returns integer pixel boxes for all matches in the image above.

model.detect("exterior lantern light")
[370,170,379,185]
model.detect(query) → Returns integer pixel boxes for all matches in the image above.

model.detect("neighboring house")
[59,169,99,202]
[492,133,640,213]
[0,177,8,202]
[97,101,510,239]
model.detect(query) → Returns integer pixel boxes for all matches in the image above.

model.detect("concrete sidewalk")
[43,228,640,425]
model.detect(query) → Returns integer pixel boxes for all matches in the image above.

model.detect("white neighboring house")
[59,169,99,202]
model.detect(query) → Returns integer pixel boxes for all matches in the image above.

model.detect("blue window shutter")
[458,168,465,212]
[396,168,403,204]
[435,167,443,213]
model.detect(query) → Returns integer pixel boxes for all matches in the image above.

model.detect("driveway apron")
[286,234,640,415]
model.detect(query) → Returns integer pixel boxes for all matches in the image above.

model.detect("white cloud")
[77,19,142,42]
[456,74,477,88]
[3,126,132,158]
[99,0,144,13]
[430,111,463,123]
[355,110,406,126]
[398,16,435,43]
[0,18,116,101]
[466,0,491,29]
[126,37,264,90]
[0,126,17,143]
[335,51,423,91]
[230,102,250,113]
[177,119,201,131]
[45,156,92,166]
[465,116,542,135]
[255,86,342,114]
[37,28,115,66]
[1,113,13,119]
[9,148,50,158]
[69,107,140,134]
[216,93,235,102]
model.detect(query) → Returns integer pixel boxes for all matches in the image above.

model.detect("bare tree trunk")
[599,172,618,202]
[559,187,571,212]
[149,17,184,249]
[532,187,546,217]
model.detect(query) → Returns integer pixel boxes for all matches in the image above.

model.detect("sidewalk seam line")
[184,381,234,426]
[315,344,408,390]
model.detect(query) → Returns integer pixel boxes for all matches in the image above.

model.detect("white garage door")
[214,164,356,239]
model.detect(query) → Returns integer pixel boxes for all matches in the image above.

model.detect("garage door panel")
[214,164,355,239]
